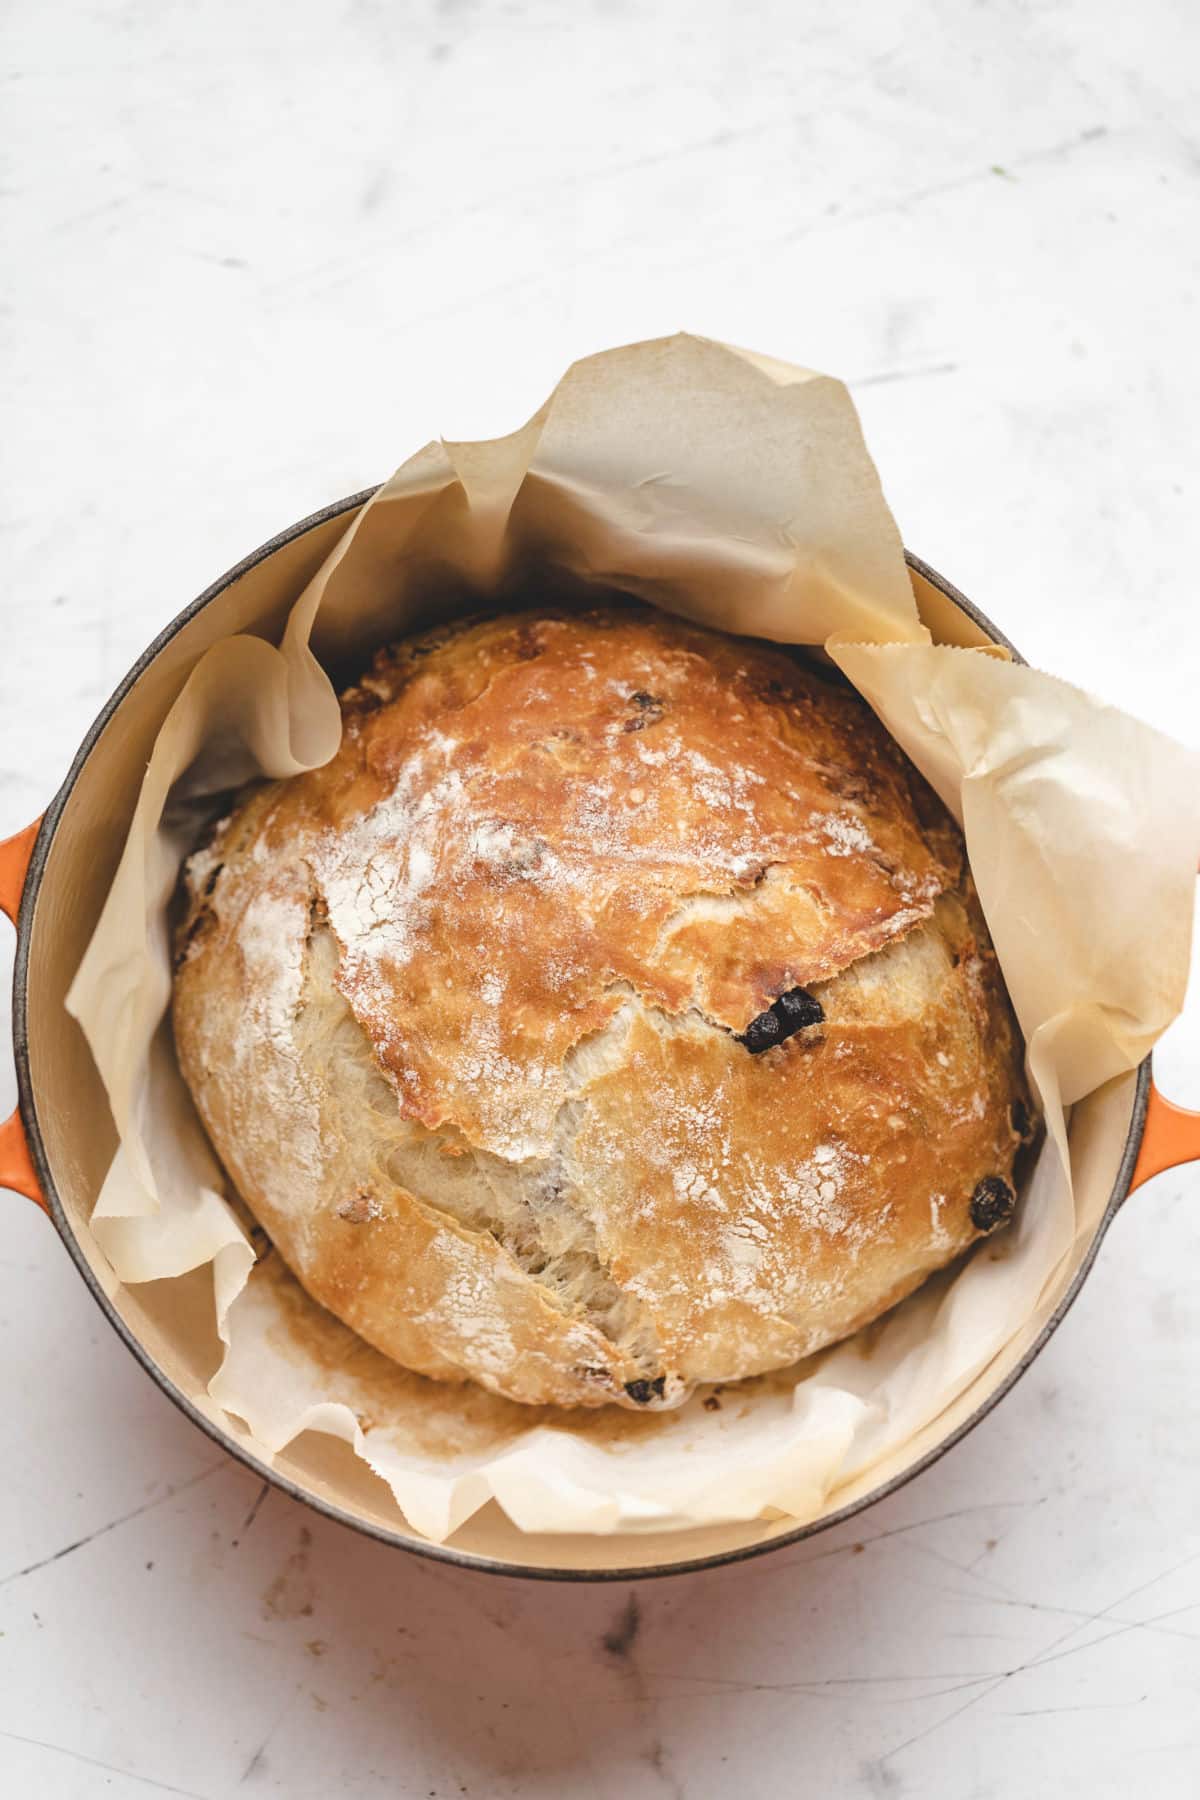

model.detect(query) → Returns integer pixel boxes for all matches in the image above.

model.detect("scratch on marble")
[234,1480,272,1546]
[778,124,1111,247]
[239,1683,301,1786]
[900,1581,1200,1650]
[633,1667,999,1704]
[642,1666,998,1690]
[879,1548,1200,1767]
[1003,1696,1149,1716]
[0,1726,208,1799]
[634,1567,1195,1722]
[875,1682,1003,1770]
[45,193,134,237]
[0,1459,229,1588]
[791,1498,1044,1566]
[1019,1597,1200,1673]
[853,362,960,389]
[899,1538,1018,1593]
[569,109,808,185]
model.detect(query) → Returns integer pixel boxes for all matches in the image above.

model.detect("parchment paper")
[66,334,1200,1542]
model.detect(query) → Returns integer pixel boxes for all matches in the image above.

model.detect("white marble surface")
[2,2,1199,1794]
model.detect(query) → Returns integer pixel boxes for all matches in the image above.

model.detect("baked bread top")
[172,604,1032,1409]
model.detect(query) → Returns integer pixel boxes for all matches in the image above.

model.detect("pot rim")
[9,491,1153,1582]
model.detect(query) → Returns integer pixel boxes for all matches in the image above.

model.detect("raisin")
[739,986,824,1054]
[740,1010,784,1053]
[775,988,825,1030]
[623,690,665,732]
[623,1375,667,1405]
[970,1176,1016,1233]
[618,698,665,734]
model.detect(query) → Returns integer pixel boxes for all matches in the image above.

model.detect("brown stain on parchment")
[260,1255,682,1456]
[258,1252,810,1462]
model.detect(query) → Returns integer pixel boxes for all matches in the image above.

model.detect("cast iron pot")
[3,492,1198,1580]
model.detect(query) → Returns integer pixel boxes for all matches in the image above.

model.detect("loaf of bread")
[172,604,1033,1410]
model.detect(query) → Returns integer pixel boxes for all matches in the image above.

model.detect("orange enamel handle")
[0,818,48,1211]
[1130,1086,1200,1192]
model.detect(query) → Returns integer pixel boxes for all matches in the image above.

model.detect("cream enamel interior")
[16,512,1143,1576]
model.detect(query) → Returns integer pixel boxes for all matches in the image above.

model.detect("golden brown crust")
[569,888,1025,1384]
[172,603,1032,1410]
[245,608,958,1154]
